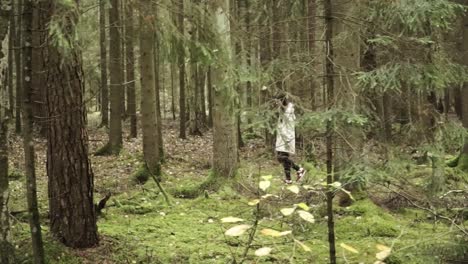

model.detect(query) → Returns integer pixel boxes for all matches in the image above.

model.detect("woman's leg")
[277,152,291,180]
[277,152,293,181]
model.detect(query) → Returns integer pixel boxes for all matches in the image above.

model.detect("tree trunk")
[171,63,176,120]
[0,4,14,261]
[120,0,126,119]
[207,67,213,127]
[125,0,137,138]
[22,1,46,261]
[211,0,238,178]
[40,1,98,248]
[0,119,13,264]
[7,10,13,119]
[31,3,46,136]
[103,0,123,154]
[99,0,109,127]
[459,8,468,171]
[308,0,316,110]
[178,0,186,139]
[244,0,253,132]
[153,22,164,161]
[139,0,161,175]
[259,3,274,152]
[324,0,336,262]
[15,0,22,134]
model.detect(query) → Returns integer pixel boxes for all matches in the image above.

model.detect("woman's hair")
[275,94,288,108]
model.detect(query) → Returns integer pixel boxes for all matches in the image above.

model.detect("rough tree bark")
[211,0,238,178]
[139,0,161,175]
[98,0,123,155]
[42,0,98,248]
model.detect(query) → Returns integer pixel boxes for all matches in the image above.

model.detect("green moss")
[170,172,225,199]
[8,169,23,181]
[132,166,150,184]
[94,143,122,156]
[457,153,468,172]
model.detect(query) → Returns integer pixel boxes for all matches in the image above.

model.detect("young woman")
[275,96,305,184]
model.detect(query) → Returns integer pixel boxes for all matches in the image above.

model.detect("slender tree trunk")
[207,67,213,127]
[120,0,126,119]
[0,119,13,264]
[31,3,46,136]
[125,1,137,138]
[101,0,123,155]
[272,0,283,91]
[324,0,336,262]
[171,63,176,120]
[139,0,161,174]
[22,1,45,261]
[211,0,238,178]
[244,0,253,132]
[0,4,14,261]
[178,0,186,139]
[308,0,316,109]
[99,0,109,127]
[7,11,13,118]
[459,9,468,171]
[259,3,274,152]
[15,0,22,134]
[199,66,206,126]
[454,87,462,119]
[154,21,164,161]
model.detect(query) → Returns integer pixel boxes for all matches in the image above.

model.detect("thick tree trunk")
[139,0,160,175]
[41,1,98,248]
[105,0,123,154]
[15,0,22,134]
[99,0,109,127]
[178,0,186,139]
[125,1,137,138]
[211,0,238,178]
[22,1,45,261]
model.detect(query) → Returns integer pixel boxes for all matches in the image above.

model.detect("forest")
[0,0,467,263]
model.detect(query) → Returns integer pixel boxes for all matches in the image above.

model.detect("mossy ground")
[6,122,467,263]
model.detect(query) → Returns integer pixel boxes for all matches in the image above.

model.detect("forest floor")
[6,116,468,264]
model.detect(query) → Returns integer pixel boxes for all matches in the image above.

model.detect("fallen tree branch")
[382,184,467,236]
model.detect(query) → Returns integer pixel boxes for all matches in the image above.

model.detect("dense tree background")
[0,0,467,263]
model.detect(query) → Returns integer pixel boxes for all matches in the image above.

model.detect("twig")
[439,190,467,199]
[146,165,172,206]
[239,203,260,264]
[384,185,468,236]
